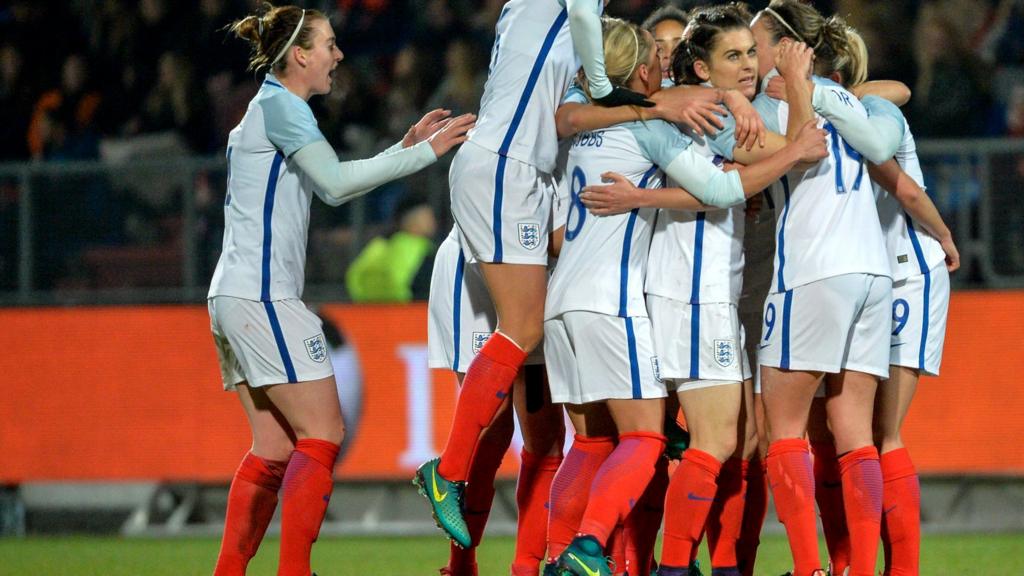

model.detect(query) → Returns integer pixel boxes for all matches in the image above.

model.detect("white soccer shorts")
[209,296,335,390]
[758,273,893,379]
[544,311,667,405]
[647,295,752,392]
[450,141,555,266]
[889,262,949,376]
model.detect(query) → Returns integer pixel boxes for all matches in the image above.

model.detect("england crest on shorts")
[305,334,327,363]
[518,222,541,250]
[472,332,491,355]
[714,339,735,368]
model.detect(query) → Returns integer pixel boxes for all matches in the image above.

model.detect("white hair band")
[760,7,806,45]
[624,25,641,84]
[271,9,305,67]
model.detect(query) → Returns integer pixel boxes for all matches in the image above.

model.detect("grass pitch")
[1,533,1021,575]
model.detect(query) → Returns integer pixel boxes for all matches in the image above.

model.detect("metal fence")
[2,138,1023,306]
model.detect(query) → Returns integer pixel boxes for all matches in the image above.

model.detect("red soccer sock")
[447,423,512,575]
[439,333,527,481]
[214,452,288,576]
[737,457,768,576]
[512,449,562,574]
[578,432,666,546]
[624,456,669,576]
[839,446,883,576]
[547,435,616,560]
[811,441,850,575]
[278,438,339,576]
[660,449,722,568]
[767,438,821,576]
[880,448,920,576]
[707,457,747,570]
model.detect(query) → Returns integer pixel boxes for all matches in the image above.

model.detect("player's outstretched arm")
[581,171,710,215]
[868,159,960,272]
[852,80,911,107]
[295,113,475,206]
[564,0,653,108]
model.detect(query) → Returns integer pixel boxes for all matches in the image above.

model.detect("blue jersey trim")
[618,166,658,317]
[775,176,791,292]
[688,213,707,379]
[264,79,283,89]
[491,9,568,262]
[452,249,467,371]
[264,301,297,383]
[624,317,642,399]
[905,213,931,370]
[260,151,285,301]
[781,290,793,369]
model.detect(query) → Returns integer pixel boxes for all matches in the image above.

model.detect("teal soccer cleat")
[557,535,614,576]
[413,458,471,548]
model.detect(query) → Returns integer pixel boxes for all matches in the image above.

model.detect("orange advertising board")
[0,292,1022,482]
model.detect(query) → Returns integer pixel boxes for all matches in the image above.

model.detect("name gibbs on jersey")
[573,131,604,148]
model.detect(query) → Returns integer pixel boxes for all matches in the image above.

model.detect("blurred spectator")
[425,38,485,115]
[131,52,214,153]
[345,191,438,303]
[27,54,101,160]
[0,43,32,160]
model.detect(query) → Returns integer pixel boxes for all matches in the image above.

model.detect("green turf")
[1,533,1021,575]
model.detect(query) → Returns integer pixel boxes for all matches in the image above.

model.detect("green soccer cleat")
[413,458,471,548]
[543,561,564,576]
[688,560,704,576]
[557,535,614,576]
[664,415,691,461]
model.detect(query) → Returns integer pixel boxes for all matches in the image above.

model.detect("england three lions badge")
[714,339,735,368]
[518,222,541,250]
[305,334,327,363]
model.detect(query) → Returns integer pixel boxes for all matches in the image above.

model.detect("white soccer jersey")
[209,75,325,301]
[467,0,581,174]
[646,113,745,305]
[753,76,890,293]
[873,114,947,282]
[546,119,697,320]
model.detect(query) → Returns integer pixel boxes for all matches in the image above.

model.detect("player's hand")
[775,40,814,81]
[650,86,726,137]
[594,86,656,108]
[428,113,476,157]
[722,89,766,150]
[766,76,788,102]
[940,234,961,272]
[404,108,454,148]
[791,119,828,162]
[580,171,643,216]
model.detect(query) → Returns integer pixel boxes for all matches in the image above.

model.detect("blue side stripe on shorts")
[491,9,568,263]
[618,166,659,317]
[264,301,297,383]
[905,213,931,370]
[451,249,467,371]
[688,213,706,379]
[261,151,285,302]
[624,317,642,399]
[781,289,794,369]
[776,176,791,293]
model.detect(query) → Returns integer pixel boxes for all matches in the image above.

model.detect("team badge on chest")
[305,334,327,363]
[518,222,541,250]
[713,339,735,368]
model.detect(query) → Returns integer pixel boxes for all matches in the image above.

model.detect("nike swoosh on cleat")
[687,491,716,502]
[432,468,448,503]
[566,553,600,576]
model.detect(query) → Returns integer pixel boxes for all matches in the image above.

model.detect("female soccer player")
[208,5,472,575]
[542,17,825,576]
[642,4,689,85]
[747,2,907,574]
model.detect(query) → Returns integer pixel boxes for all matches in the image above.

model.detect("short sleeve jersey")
[467,0,584,173]
[208,75,326,301]
[546,119,692,319]
[646,111,746,305]
[871,110,947,281]
[752,75,890,293]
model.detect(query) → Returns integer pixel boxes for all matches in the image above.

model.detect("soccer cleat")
[663,416,690,460]
[557,535,614,576]
[413,458,471,548]
[543,561,565,576]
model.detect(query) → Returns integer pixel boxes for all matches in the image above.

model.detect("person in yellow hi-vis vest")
[346,192,438,302]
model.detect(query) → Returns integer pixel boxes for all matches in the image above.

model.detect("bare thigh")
[824,370,878,454]
[678,383,742,462]
[566,402,617,438]
[761,366,823,441]
[606,397,665,435]
[874,365,919,452]
[237,382,295,461]
[264,376,346,445]
[479,263,548,352]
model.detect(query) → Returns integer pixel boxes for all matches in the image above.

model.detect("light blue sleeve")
[563,0,610,99]
[811,83,904,164]
[705,113,737,161]
[862,95,906,127]
[752,94,782,135]
[562,84,589,105]
[628,120,693,170]
[262,91,326,157]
